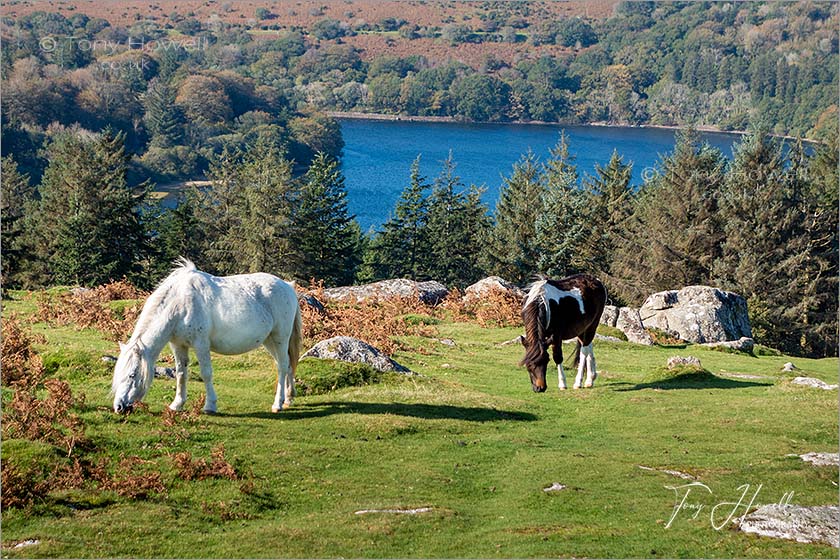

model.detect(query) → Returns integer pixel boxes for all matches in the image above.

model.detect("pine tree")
[369,156,431,281]
[584,150,634,277]
[425,153,490,287]
[612,129,726,303]
[714,131,838,356]
[535,135,595,277]
[291,152,362,286]
[153,189,205,275]
[487,150,546,283]
[236,141,297,275]
[1,156,36,288]
[143,78,185,148]
[25,128,149,287]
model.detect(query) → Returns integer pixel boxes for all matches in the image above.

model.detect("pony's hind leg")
[265,338,292,413]
[193,343,218,413]
[583,343,597,388]
[168,343,190,411]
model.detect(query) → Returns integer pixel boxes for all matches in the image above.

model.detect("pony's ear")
[519,335,527,347]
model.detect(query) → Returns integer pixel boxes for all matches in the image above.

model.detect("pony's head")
[520,334,549,392]
[111,340,154,413]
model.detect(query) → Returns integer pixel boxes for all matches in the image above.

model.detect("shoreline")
[326,111,817,143]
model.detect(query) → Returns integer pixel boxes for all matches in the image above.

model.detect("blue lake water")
[338,118,745,232]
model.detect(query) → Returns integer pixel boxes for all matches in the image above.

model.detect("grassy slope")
[2,297,838,558]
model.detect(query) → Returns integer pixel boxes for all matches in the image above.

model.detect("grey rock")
[616,307,654,345]
[154,366,175,379]
[702,337,755,353]
[667,356,702,370]
[101,355,118,363]
[791,377,838,390]
[738,504,839,548]
[594,333,623,343]
[438,338,456,347]
[322,278,449,305]
[303,336,411,373]
[498,335,525,347]
[543,482,567,492]
[600,305,619,328]
[639,285,751,343]
[299,294,325,314]
[782,362,798,372]
[463,276,525,301]
[800,452,839,467]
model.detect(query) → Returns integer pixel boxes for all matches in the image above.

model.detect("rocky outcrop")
[799,452,839,467]
[738,504,839,548]
[463,276,525,301]
[599,305,620,328]
[639,286,751,343]
[302,336,411,373]
[322,279,448,305]
[616,307,654,345]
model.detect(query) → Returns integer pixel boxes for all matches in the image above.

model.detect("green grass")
[2,307,838,558]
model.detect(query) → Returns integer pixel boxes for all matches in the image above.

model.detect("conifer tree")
[153,190,205,275]
[714,131,837,356]
[1,156,36,288]
[535,134,595,277]
[584,150,634,278]
[425,153,490,287]
[612,129,726,303]
[368,156,431,281]
[25,128,149,287]
[143,78,185,148]
[487,150,546,283]
[291,152,362,286]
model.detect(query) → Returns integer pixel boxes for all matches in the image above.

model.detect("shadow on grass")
[614,370,773,392]
[229,402,538,422]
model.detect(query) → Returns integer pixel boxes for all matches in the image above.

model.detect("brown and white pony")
[520,274,607,392]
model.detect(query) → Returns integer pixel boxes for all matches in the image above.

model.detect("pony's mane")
[127,258,197,344]
[520,283,548,369]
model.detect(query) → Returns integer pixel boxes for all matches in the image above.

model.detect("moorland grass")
[1,293,837,558]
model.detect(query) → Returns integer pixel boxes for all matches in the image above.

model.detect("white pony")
[112,259,302,414]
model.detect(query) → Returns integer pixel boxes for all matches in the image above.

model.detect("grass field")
[2,292,837,558]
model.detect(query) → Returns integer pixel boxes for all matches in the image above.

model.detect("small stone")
[354,507,433,515]
[791,377,838,390]
[543,482,567,492]
[154,366,175,379]
[439,339,456,346]
[101,355,117,363]
[667,356,702,370]
[782,362,798,372]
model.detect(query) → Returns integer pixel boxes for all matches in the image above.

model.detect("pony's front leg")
[551,338,566,390]
[168,343,190,411]
[573,343,586,389]
[583,344,597,388]
[193,345,218,413]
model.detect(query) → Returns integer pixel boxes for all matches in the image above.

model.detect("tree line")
[3,126,836,358]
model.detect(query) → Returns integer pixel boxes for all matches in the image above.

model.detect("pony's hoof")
[202,409,218,416]
[282,401,292,410]
[584,382,594,388]
[271,406,282,413]
[573,385,581,390]
[168,403,184,412]
[558,386,567,391]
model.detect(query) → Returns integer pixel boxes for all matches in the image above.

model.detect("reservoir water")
[338,118,745,232]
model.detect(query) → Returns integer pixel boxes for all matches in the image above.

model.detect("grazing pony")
[520,274,607,392]
[112,259,302,414]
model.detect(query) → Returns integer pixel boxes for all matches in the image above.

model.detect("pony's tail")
[566,339,582,368]
[288,301,303,395]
